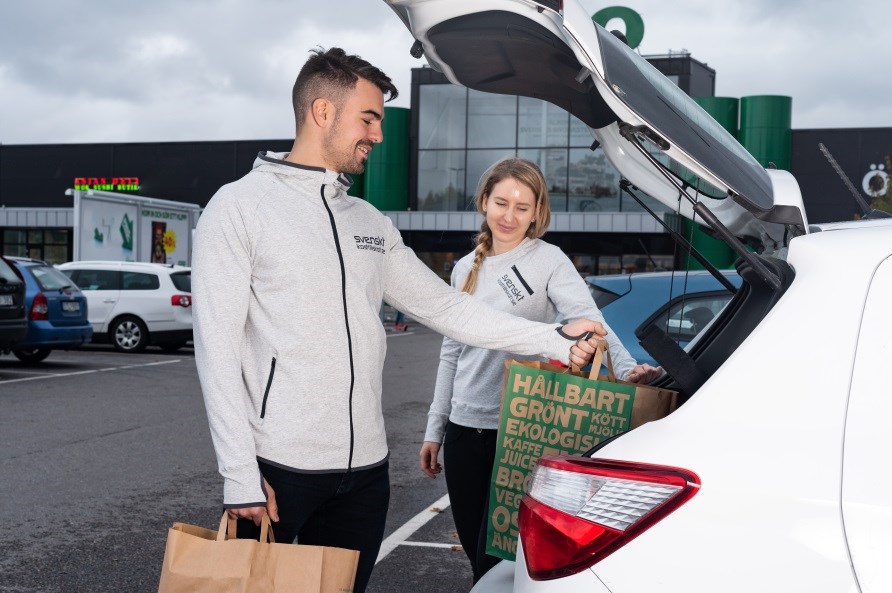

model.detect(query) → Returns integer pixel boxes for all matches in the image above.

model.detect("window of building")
[1,228,71,264]
[568,148,621,212]
[518,148,569,211]
[418,150,468,211]
[419,84,467,149]
[467,90,517,149]
[519,98,569,148]
[465,149,517,198]
[570,115,596,147]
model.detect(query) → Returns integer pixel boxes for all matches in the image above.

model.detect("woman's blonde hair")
[460,158,552,294]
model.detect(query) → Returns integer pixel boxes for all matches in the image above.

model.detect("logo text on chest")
[498,274,525,306]
[354,235,386,254]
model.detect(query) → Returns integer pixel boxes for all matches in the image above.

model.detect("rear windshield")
[31,265,74,291]
[170,271,191,293]
[596,26,773,211]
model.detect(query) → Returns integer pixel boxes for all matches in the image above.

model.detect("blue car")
[8,258,93,363]
[587,270,743,368]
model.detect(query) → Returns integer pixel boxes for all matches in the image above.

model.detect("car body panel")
[473,223,890,593]
[841,254,892,593]
[11,260,92,350]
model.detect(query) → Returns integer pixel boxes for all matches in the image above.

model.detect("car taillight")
[171,294,192,307]
[30,292,48,320]
[520,456,699,580]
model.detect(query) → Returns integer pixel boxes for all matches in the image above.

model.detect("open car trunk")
[385,0,806,402]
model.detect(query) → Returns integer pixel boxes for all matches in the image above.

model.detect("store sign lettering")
[74,177,140,191]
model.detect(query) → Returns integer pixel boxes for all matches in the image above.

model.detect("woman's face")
[483,177,537,251]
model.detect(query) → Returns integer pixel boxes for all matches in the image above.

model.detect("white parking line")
[385,331,415,338]
[376,493,451,564]
[398,541,458,549]
[0,359,181,384]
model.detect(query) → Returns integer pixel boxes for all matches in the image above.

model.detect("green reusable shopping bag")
[485,341,677,561]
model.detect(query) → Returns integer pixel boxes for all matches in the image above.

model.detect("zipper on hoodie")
[320,186,356,471]
[260,357,277,419]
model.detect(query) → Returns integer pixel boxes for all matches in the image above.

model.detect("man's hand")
[625,363,663,384]
[561,319,608,367]
[419,441,442,478]
[226,478,279,526]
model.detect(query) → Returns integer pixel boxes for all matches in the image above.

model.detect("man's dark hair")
[292,47,398,133]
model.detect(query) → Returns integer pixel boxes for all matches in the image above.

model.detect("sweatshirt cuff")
[222,465,267,507]
[424,415,448,443]
[546,326,575,365]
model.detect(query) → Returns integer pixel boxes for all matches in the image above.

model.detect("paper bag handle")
[571,339,617,381]
[216,511,276,543]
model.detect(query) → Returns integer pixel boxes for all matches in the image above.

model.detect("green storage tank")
[363,106,409,210]
[739,95,792,170]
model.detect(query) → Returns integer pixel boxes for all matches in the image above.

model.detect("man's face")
[321,78,385,175]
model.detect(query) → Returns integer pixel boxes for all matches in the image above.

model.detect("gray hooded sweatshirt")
[192,152,581,507]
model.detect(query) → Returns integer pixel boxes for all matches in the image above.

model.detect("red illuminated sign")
[74,177,140,191]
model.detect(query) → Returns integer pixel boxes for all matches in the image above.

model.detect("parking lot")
[0,325,481,593]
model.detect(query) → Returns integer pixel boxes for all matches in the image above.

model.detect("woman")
[418,158,660,583]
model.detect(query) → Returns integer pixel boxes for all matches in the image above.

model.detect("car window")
[0,258,19,283]
[588,284,621,309]
[70,269,120,291]
[640,292,733,343]
[122,272,160,291]
[30,265,73,291]
[170,271,191,292]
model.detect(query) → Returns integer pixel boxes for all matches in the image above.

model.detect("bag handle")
[216,511,276,543]
[570,339,617,381]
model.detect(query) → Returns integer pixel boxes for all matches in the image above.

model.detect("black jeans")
[236,459,390,593]
[443,421,500,583]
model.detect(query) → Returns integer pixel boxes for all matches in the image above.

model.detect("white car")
[57,261,192,353]
[385,1,892,592]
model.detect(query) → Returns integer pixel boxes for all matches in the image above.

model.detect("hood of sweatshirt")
[252,151,355,196]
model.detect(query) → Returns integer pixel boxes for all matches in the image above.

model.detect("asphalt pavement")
[0,325,483,593]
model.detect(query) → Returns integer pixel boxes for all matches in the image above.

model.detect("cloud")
[0,0,888,144]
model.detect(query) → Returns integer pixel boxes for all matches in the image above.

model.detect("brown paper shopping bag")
[485,340,678,561]
[157,512,359,593]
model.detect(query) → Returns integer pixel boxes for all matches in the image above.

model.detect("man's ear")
[310,98,335,129]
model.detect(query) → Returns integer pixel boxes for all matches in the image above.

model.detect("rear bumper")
[0,319,29,349]
[17,322,94,349]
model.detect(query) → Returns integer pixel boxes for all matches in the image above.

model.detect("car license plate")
[0,294,12,306]
[62,301,80,312]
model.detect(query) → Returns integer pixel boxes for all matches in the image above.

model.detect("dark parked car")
[0,256,28,353]
[587,270,743,367]
[7,257,93,363]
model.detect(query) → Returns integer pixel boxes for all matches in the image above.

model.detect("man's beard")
[322,117,367,175]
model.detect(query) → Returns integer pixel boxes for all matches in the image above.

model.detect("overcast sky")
[1,0,888,145]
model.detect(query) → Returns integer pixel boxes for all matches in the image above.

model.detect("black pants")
[443,421,500,583]
[236,459,390,593]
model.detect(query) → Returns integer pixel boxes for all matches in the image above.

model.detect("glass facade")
[416,84,671,215]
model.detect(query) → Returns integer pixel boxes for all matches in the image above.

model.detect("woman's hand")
[625,363,663,384]
[419,441,443,478]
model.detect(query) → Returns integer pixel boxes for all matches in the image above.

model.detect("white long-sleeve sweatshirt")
[424,238,637,444]
[192,152,582,506]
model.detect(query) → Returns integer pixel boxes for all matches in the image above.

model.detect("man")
[192,47,606,593]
